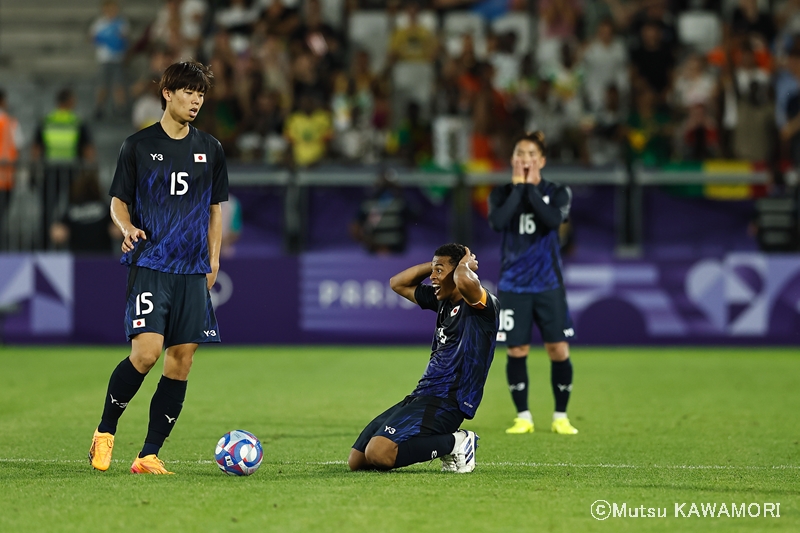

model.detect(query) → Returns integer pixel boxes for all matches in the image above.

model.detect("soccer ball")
[215,430,263,476]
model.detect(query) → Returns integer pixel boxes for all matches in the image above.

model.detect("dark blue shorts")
[352,395,464,452]
[497,288,574,345]
[124,266,220,347]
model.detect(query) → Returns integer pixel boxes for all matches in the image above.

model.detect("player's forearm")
[488,185,524,231]
[208,204,222,271]
[525,186,565,229]
[110,197,134,233]
[453,263,482,304]
[390,262,431,293]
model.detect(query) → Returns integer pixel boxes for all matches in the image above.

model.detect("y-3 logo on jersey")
[150,153,163,160]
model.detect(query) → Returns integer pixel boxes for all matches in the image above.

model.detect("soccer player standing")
[488,131,578,436]
[348,244,499,473]
[88,60,228,474]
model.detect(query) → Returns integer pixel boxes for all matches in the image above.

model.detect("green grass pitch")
[0,345,798,532]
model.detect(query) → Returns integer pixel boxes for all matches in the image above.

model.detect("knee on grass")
[364,437,397,470]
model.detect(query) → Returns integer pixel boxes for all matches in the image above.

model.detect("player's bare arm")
[207,203,222,289]
[390,262,432,304]
[110,196,146,253]
[454,247,484,306]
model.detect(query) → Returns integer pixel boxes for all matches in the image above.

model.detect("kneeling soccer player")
[348,243,499,473]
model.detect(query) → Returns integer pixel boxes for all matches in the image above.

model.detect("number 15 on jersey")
[170,171,189,196]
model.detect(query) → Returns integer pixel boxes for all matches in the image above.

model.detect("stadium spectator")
[388,2,438,63]
[254,33,293,109]
[585,84,626,166]
[629,19,675,101]
[0,88,20,251]
[131,77,164,130]
[542,39,588,163]
[627,0,676,49]
[89,0,129,119]
[723,42,774,161]
[292,51,329,107]
[350,169,410,254]
[673,53,719,114]
[49,168,121,254]
[31,88,96,250]
[259,0,301,39]
[88,60,228,475]
[519,78,564,156]
[488,30,520,94]
[582,17,629,114]
[536,0,584,70]
[348,243,498,472]
[290,0,345,75]
[397,101,433,165]
[778,45,800,168]
[193,55,244,157]
[678,103,721,161]
[284,93,332,167]
[214,0,260,55]
[150,0,207,60]
[487,131,579,436]
[625,85,672,166]
[730,0,775,45]
[237,89,286,163]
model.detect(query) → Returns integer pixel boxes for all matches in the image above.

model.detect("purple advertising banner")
[2,252,799,345]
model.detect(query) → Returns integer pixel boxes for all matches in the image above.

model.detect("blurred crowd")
[82,0,800,174]
[10,0,800,198]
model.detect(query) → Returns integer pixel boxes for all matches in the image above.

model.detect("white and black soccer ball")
[215,430,263,476]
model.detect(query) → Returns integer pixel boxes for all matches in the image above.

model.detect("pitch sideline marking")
[0,458,798,470]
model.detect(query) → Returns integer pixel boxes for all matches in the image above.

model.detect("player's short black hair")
[159,60,214,110]
[434,243,467,267]
[512,130,547,157]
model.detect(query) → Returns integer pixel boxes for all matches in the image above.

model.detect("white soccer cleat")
[451,429,479,473]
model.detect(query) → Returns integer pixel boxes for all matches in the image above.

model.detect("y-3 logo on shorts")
[384,426,396,435]
[204,330,217,337]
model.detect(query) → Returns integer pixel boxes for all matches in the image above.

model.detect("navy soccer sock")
[98,357,147,435]
[139,376,187,458]
[394,434,457,468]
[506,355,529,413]
[551,358,573,413]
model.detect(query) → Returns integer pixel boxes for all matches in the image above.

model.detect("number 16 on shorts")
[496,309,514,342]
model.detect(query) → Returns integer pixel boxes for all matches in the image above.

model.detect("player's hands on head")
[121,227,146,253]
[511,158,526,185]
[460,246,478,271]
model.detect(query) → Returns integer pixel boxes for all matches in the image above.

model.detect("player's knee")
[129,351,160,372]
[508,345,530,357]
[347,449,367,471]
[545,342,569,361]
[364,438,396,470]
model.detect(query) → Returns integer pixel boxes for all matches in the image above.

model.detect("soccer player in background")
[88,60,229,474]
[488,131,578,436]
[348,244,499,473]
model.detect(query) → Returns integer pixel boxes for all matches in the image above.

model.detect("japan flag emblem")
[194,153,207,163]
[132,318,146,328]
[450,306,460,317]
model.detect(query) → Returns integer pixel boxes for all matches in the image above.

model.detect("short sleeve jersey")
[411,284,499,419]
[490,180,570,294]
[109,123,229,274]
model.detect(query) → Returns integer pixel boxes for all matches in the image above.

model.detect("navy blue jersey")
[109,123,228,274]
[411,284,499,419]
[488,180,571,294]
